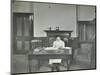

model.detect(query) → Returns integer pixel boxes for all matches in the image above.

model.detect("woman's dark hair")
[55,35,64,40]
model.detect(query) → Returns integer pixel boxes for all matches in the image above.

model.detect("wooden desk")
[28,49,72,72]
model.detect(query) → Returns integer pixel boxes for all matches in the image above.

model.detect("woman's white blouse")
[53,40,65,48]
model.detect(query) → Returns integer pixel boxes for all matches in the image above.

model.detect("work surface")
[32,47,72,54]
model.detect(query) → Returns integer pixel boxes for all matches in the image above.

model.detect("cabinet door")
[13,13,33,54]
[78,21,96,41]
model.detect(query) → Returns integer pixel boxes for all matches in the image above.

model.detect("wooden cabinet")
[76,19,96,68]
[13,13,33,54]
[44,30,73,38]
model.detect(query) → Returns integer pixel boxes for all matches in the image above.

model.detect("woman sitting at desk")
[49,36,65,71]
[53,36,65,49]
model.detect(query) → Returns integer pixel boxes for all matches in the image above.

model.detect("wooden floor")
[11,54,95,74]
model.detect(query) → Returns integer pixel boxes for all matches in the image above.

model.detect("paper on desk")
[65,47,72,49]
[44,47,58,50]
[64,47,72,54]
[49,59,62,64]
[34,48,40,52]
[44,47,72,50]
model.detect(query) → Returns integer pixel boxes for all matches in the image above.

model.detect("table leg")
[66,56,70,71]
[28,58,31,73]
[37,59,41,71]
[67,59,70,70]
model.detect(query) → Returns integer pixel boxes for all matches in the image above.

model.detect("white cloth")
[49,59,62,64]
[53,40,65,49]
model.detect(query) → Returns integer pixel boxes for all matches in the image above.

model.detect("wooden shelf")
[44,30,73,37]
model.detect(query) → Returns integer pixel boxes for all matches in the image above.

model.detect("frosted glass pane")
[16,41,22,50]
[24,41,30,50]
[24,17,30,36]
[16,17,22,36]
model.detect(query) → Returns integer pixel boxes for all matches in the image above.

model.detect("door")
[78,21,96,41]
[13,13,33,54]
